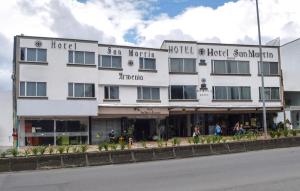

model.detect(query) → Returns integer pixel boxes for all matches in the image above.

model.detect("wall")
[0,91,13,146]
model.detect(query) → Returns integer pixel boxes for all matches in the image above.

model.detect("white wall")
[281,39,300,92]
[0,91,13,146]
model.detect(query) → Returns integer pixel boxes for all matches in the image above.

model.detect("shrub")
[141,141,147,148]
[200,137,205,144]
[193,136,200,144]
[79,145,88,153]
[24,148,31,157]
[57,146,65,154]
[0,151,6,158]
[109,144,117,151]
[31,147,39,155]
[291,129,297,136]
[72,146,79,153]
[172,137,180,146]
[48,146,54,154]
[270,131,276,138]
[8,148,19,157]
[38,146,47,155]
[276,130,282,138]
[233,134,242,141]
[283,129,289,137]
[98,144,103,152]
[65,146,71,154]
[187,137,193,144]
[119,139,126,150]
[156,139,163,148]
[206,136,212,144]
[103,143,109,151]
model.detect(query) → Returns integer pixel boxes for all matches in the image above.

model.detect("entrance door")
[134,119,151,141]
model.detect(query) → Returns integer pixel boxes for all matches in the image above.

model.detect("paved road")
[1,147,300,191]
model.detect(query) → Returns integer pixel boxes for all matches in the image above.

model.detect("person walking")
[215,122,222,136]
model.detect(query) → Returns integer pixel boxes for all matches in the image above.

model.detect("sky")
[0,0,300,91]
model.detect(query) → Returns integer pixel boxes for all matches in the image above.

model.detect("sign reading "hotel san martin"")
[168,45,274,58]
[107,47,155,58]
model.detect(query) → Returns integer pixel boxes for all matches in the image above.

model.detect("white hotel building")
[13,35,283,146]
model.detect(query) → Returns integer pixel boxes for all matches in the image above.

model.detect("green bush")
[72,146,79,153]
[65,146,71,154]
[172,138,180,146]
[0,151,6,158]
[283,129,289,137]
[98,144,103,152]
[109,144,117,151]
[119,139,126,150]
[156,139,163,148]
[291,129,297,136]
[200,137,205,144]
[270,131,276,138]
[8,148,19,157]
[103,143,109,151]
[38,146,47,155]
[193,136,200,144]
[79,145,88,153]
[31,147,39,155]
[24,148,31,157]
[276,130,282,138]
[206,136,212,144]
[188,137,193,144]
[48,146,54,154]
[57,146,65,154]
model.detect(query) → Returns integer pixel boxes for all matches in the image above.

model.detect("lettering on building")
[119,73,143,80]
[107,47,122,55]
[128,49,154,58]
[233,49,273,58]
[51,40,77,50]
[168,46,194,54]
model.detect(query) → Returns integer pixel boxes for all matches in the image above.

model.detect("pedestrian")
[193,126,200,137]
[215,122,222,136]
[108,130,115,143]
[233,121,240,135]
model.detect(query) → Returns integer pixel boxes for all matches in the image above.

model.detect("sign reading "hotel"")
[51,40,77,50]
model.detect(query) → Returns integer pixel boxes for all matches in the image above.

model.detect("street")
[1,147,300,191]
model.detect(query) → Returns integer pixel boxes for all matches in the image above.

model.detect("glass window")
[214,60,226,74]
[184,59,196,73]
[152,88,160,100]
[171,86,183,99]
[68,51,74,63]
[227,61,238,74]
[143,87,151,99]
[27,48,36,61]
[84,83,94,97]
[27,82,36,96]
[68,83,73,97]
[170,58,183,72]
[270,62,278,75]
[74,83,84,97]
[20,48,25,61]
[139,58,143,69]
[271,88,280,100]
[85,52,95,65]
[241,87,251,100]
[20,82,25,96]
[104,86,109,99]
[75,51,84,64]
[144,58,156,70]
[112,56,121,68]
[238,61,250,74]
[228,87,239,100]
[37,49,47,62]
[101,55,111,67]
[214,86,227,100]
[184,86,196,99]
[37,82,46,96]
[110,86,119,99]
[137,87,142,100]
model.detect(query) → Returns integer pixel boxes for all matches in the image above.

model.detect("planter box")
[244,140,264,151]
[111,150,133,164]
[61,153,87,167]
[87,152,111,166]
[133,149,154,162]
[174,145,193,158]
[10,157,37,171]
[227,142,246,153]
[153,147,175,160]
[192,144,211,156]
[210,143,229,154]
[263,139,278,149]
[0,158,10,172]
[38,155,62,170]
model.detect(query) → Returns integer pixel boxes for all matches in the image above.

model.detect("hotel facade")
[13,35,283,146]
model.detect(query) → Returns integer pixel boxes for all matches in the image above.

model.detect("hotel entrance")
[134,119,153,141]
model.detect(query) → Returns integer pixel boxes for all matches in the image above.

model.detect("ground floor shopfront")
[17,107,281,146]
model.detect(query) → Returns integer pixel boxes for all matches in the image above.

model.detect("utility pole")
[255,0,268,138]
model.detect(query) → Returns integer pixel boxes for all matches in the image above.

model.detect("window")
[259,87,280,100]
[137,87,160,100]
[20,48,47,62]
[139,58,156,70]
[68,51,95,65]
[99,55,122,69]
[104,86,119,100]
[213,86,251,100]
[212,60,250,74]
[169,58,196,73]
[258,62,279,75]
[170,86,197,100]
[19,81,47,97]
[68,83,95,98]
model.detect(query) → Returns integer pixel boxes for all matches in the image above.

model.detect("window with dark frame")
[139,57,156,70]
[137,87,160,100]
[169,58,196,73]
[259,87,280,100]
[258,62,279,75]
[20,48,47,62]
[19,81,47,97]
[68,51,95,65]
[169,85,197,100]
[104,86,119,100]
[99,55,122,69]
[212,60,250,74]
[213,86,251,100]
